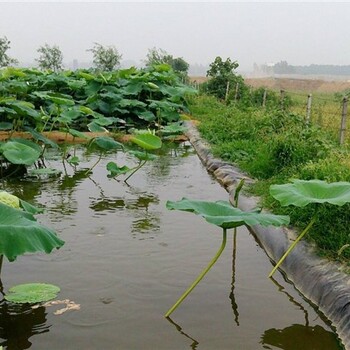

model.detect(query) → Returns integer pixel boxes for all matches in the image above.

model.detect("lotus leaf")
[166,198,290,229]
[1,140,41,165]
[106,162,131,177]
[68,128,90,140]
[90,136,123,151]
[128,150,157,161]
[270,179,350,207]
[130,134,162,151]
[88,122,108,133]
[5,283,60,303]
[0,202,64,261]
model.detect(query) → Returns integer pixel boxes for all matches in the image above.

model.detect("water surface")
[0,142,343,349]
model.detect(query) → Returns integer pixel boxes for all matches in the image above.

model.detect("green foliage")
[0,191,20,208]
[130,133,162,151]
[166,198,290,229]
[165,197,289,315]
[0,66,195,133]
[269,180,350,276]
[0,36,18,67]
[203,56,244,101]
[190,94,350,262]
[144,47,189,78]
[0,202,64,261]
[88,43,122,71]
[270,180,350,207]
[5,283,60,303]
[36,44,63,72]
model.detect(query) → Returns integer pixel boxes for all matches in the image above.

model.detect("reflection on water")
[166,317,199,350]
[260,277,341,349]
[0,142,344,349]
[0,301,50,350]
[261,324,341,350]
[229,229,240,326]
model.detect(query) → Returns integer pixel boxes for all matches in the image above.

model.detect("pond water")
[0,142,344,350]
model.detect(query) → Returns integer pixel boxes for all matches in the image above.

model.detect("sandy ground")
[190,76,350,93]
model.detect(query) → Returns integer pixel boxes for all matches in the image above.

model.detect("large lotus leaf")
[130,134,162,151]
[90,136,124,151]
[11,138,42,154]
[5,100,40,119]
[166,198,290,229]
[0,202,64,261]
[33,92,75,106]
[5,283,60,304]
[270,179,350,207]
[1,140,41,165]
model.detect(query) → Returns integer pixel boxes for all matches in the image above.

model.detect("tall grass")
[189,94,350,263]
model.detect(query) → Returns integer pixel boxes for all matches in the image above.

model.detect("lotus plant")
[269,179,350,277]
[165,198,289,317]
[0,191,64,274]
[107,131,162,182]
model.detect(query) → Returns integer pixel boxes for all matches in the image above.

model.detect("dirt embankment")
[189,76,350,93]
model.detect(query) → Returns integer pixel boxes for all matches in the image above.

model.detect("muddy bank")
[185,121,350,350]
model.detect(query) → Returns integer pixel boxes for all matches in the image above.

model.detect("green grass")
[189,94,350,264]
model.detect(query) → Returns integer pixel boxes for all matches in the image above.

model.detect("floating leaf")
[166,198,289,229]
[5,283,60,304]
[106,162,131,177]
[270,179,350,207]
[0,202,64,261]
[130,133,162,151]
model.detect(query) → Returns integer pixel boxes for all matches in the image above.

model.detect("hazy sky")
[1,1,350,71]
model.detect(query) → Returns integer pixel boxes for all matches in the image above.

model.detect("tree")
[205,56,245,100]
[206,56,239,79]
[36,44,63,72]
[88,43,122,71]
[144,47,189,76]
[0,36,18,67]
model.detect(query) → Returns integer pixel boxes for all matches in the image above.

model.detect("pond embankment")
[185,121,350,350]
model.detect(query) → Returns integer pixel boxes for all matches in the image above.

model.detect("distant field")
[189,76,350,93]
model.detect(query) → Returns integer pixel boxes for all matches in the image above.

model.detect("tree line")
[257,60,350,76]
[0,36,189,76]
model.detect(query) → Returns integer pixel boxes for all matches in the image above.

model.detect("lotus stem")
[124,160,147,183]
[269,216,317,278]
[85,153,103,175]
[234,178,245,208]
[165,228,227,318]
